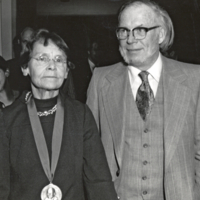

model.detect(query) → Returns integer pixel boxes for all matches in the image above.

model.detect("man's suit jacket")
[87,55,200,200]
[0,92,117,200]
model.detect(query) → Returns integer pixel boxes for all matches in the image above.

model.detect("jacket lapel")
[162,56,191,168]
[102,62,129,168]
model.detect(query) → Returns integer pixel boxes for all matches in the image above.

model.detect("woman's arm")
[0,111,10,199]
[82,105,117,200]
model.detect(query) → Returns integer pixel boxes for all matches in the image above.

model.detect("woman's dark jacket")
[0,91,117,200]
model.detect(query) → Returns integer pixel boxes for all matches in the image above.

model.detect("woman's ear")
[67,61,75,69]
[5,68,10,77]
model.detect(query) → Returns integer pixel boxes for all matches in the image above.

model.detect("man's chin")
[119,47,141,66]
[123,57,137,66]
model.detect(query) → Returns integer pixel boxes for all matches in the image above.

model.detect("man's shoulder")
[94,62,125,76]
[162,56,200,75]
[92,62,126,83]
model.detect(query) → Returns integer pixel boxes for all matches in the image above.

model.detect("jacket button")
[144,128,149,133]
[143,160,148,165]
[142,176,147,180]
[143,191,147,195]
[143,144,148,148]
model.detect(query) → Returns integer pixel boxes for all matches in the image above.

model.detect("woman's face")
[23,40,68,92]
[0,69,6,91]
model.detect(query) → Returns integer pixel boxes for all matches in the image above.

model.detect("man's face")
[118,4,164,70]
[20,29,34,55]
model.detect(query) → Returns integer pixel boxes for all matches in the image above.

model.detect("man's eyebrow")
[118,24,145,29]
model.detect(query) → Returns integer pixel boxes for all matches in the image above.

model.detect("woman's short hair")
[117,0,174,52]
[20,29,73,69]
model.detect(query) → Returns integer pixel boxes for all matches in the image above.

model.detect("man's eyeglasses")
[116,26,160,40]
[31,55,67,66]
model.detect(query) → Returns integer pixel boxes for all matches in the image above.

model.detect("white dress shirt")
[128,53,162,100]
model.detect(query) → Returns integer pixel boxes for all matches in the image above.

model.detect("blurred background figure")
[6,27,34,93]
[20,27,35,56]
[60,61,76,99]
[0,56,19,109]
[87,41,100,73]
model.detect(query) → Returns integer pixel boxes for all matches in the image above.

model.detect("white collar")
[128,53,162,99]
[128,53,162,82]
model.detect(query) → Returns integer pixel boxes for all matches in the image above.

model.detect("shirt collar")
[128,52,162,83]
[147,53,162,82]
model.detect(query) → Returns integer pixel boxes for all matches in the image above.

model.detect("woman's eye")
[56,58,62,63]
[39,56,47,62]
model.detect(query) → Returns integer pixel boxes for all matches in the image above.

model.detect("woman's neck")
[32,87,59,100]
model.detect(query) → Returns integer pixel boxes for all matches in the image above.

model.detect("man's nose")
[127,32,137,44]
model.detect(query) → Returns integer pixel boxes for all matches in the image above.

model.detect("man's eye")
[136,28,145,33]
[120,28,127,33]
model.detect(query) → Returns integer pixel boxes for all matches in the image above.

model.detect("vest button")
[144,128,149,133]
[142,176,147,180]
[143,160,148,165]
[143,191,147,195]
[143,143,148,148]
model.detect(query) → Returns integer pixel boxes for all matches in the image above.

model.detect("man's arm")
[194,78,200,199]
[86,69,100,130]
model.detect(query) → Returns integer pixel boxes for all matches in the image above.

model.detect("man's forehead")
[22,30,34,40]
[119,4,157,25]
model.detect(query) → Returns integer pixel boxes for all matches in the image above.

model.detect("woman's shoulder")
[63,94,87,111]
[62,94,91,118]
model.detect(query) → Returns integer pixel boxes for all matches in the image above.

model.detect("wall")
[37,0,124,15]
[0,0,16,59]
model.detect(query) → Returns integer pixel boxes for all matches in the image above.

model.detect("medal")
[41,183,62,200]
[27,93,64,200]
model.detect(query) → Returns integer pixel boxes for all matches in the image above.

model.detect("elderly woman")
[0,29,117,200]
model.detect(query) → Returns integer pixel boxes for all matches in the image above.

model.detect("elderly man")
[7,27,34,92]
[87,0,200,199]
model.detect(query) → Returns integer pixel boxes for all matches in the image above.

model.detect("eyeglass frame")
[30,55,67,66]
[116,25,160,40]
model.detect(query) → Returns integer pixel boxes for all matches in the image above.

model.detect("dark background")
[15,0,200,102]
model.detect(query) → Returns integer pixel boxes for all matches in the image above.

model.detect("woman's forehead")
[32,39,66,56]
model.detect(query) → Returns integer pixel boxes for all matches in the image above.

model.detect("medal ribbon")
[27,94,64,182]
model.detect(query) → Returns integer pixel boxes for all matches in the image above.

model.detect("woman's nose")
[47,59,56,70]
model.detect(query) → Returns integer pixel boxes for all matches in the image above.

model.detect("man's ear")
[21,65,29,76]
[5,68,10,77]
[158,27,166,44]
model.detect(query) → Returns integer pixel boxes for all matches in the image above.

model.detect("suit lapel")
[102,63,128,168]
[162,56,191,168]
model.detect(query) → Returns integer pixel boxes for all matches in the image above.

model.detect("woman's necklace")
[25,91,58,117]
[37,104,57,117]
